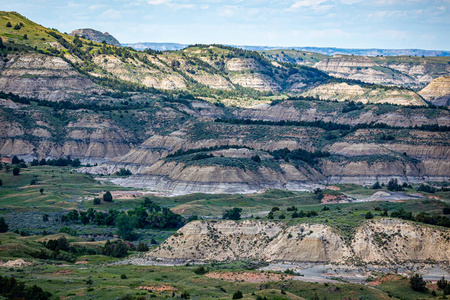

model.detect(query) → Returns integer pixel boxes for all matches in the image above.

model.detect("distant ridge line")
[123,42,450,57]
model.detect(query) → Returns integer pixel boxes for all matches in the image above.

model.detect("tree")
[0,217,8,233]
[251,155,261,163]
[102,240,128,258]
[13,24,21,30]
[12,156,20,164]
[136,241,149,252]
[194,266,206,275]
[12,167,20,176]
[0,37,3,48]
[232,291,243,299]
[6,22,11,27]
[23,34,28,40]
[116,213,138,241]
[371,181,381,189]
[0,179,2,187]
[437,276,448,290]
[42,214,49,222]
[409,274,427,292]
[365,211,374,219]
[103,191,113,202]
[223,207,242,220]
[40,188,44,195]
[93,198,101,205]
[387,179,403,192]
[71,158,81,167]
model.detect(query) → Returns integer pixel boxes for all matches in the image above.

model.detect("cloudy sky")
[3,0,450,50]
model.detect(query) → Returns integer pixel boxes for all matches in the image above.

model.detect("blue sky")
[3,0,450,50]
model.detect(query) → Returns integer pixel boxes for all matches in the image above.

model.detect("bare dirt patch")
[137,285,177,292]
[367,274,402,286]
[206,271,293,283]
[54,269,73,275]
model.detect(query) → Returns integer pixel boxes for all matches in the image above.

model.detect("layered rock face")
[352,219,450,263]
[0,53,98,101]
[151,220,351,262]
[150,219,450,263]
[313,56,450,88]
[419,76,450,107]
[70,28,122,47]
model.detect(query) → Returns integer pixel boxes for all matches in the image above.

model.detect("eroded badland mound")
[150,219,450,264]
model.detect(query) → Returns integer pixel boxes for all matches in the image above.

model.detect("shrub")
[417,184,436,193]
[136,242,149,252]
[232,291,243,299]
[116,168,132,176]
[409,274,427,292]
[371,181,381,189]
[180,291,190,299]
[194,266,207,275]
[93,198,101,205]
[437,276,448,289]
[223,207,242,220]
[387,179,403,191]
[121,274,127,279]
[103,191,113,202]
[12,167,20,176]
[0,217,8,233]
[365,211,374,219]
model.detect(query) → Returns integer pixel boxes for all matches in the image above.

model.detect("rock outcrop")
[419,76,450,107]
[70,28,122,47]
[0,53,98,101]
[150,219,450,264]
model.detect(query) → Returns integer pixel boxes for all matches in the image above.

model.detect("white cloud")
[287,0,334,12]
[147,0,172,5]
[102,9,122,19]
[218,5,239,17]
[289,0,327,9]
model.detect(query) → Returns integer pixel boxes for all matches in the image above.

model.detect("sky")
[2,0,450,50]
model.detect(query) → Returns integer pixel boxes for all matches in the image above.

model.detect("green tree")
[12,167,20,176]
[194,266,206,275]
[6,22,11,27]
[223,207,242,220]
[437,276,448,289]
[251,155,261,163]
[13,24,21,30]
[410,274,427,292]
[387,178,403,192]
[12,156,20,164]
[103,191,113,202]
[0,217,8,233]
[136,241,149,252]
[23,34,28,40]
[102,240,128,258]
[40,188,44,195]
[116,213,138,241]
[42,214,49,222]
[0,179,2,187]
[232,291,243,299]
[93,198,101,205]
[365,211,374,219]
[0,37,3,48]
[371,181,381,189]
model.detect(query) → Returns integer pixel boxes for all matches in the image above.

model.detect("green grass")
[0,165,135,212]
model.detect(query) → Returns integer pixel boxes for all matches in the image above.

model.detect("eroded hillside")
[150,219,450,264]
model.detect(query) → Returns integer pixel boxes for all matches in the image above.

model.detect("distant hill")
[70,28,121,47]
[124,42,450,57]
[123,42,187,51]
